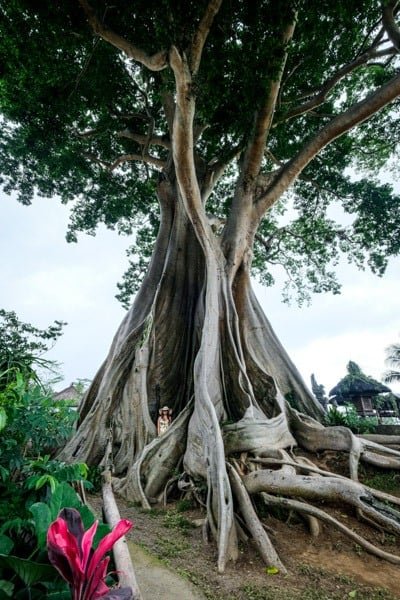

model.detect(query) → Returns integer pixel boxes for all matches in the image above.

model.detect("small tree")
[0,309,65,388]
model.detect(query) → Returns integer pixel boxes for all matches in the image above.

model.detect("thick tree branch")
[169,47,208,223]
[382,0,400,51]
[281,47,397,123]
[190,0,223,75]
[117,129,171,149]
[241,14,297,185]
[256,71,400,216]
[85,151,165,171]
[78,0,168,71]
[220,11,297,276]
[202,144,242,200]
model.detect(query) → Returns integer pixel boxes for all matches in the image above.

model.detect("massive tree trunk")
[60,175,400,572]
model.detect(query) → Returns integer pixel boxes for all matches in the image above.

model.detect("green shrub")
[325,405,378,434]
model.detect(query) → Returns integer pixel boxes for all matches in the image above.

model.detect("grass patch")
[155,537,190,560]
[175,498,193,512]
[162,509,195,532]
[139,506,167,518]
[363,472,400,494]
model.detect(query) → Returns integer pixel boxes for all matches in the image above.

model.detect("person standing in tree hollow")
[157,406,172,436]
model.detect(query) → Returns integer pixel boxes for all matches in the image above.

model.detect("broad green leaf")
[0,408,7,432]
[0,554,57,586]
[348,591,357,598]
[0,579,14,597]
[29,502,52,550]
[49,482,80,520]
[265,566,279,575]
[35,474,57,494]
[0,535,13,556]
[77,503,96,529]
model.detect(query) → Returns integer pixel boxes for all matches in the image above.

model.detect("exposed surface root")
[290,408,400,478]
[244,467,400,535]
[227,463,286,572]
[258,492,400,565]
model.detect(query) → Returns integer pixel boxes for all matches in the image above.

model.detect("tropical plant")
[325,404,378,434]
[0,310,65,390]
[0,368,83,559]
[383,342,400,384]
[0,371,77,472]
[47,507,133,600]
[2,0,400,573]
[0,481,116,599]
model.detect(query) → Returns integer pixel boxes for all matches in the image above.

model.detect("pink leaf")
[80,519,98,571]
[83,556,110,600]
[87,520,132,581]
[47,517,84,585]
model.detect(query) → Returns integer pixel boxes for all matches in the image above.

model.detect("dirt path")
[127,541,206,600]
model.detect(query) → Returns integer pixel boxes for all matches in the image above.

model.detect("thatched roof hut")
[53,383,80,404]
[329,361,391,416]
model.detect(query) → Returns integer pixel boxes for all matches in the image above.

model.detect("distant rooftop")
[53,383,79,402]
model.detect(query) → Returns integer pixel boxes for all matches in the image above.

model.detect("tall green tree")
[1,0,400,571]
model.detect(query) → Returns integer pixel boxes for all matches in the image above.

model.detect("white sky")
[1,192,399,396]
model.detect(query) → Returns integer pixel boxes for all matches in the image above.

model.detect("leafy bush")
[0,372,77,471]
[324,404,378,434]
[0,369,87,570]
[0,309,65,390]
[0,481,114,599]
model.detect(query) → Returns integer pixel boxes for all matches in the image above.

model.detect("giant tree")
[2,0,400,572]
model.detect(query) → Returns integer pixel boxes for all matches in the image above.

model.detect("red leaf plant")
[47,507,133,599]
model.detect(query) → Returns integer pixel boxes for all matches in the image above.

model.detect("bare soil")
[89,455,400,600]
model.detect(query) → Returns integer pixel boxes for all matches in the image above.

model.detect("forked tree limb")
[190,0,223,75]
[257,71,400,215]
[281,47,397,123]
[78,0,168,71]
[240,12,297,185]
[169,45,218,249]
[382,0,400,51]
[84,151,165,171]
[117,129,171,150]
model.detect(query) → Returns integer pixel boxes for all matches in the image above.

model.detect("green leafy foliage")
[0,1,399,306]
[0,373,77,470]
[0,480,112,599]
[0,364,96,598]
[324,405,378,434]
[0,310,65,389]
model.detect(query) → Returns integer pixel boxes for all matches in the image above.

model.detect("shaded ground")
[90,455,400,600]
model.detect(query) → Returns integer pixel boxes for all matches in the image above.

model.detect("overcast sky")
[1,191,399,396]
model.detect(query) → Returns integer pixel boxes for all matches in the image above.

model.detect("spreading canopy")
[1,0,400,305]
